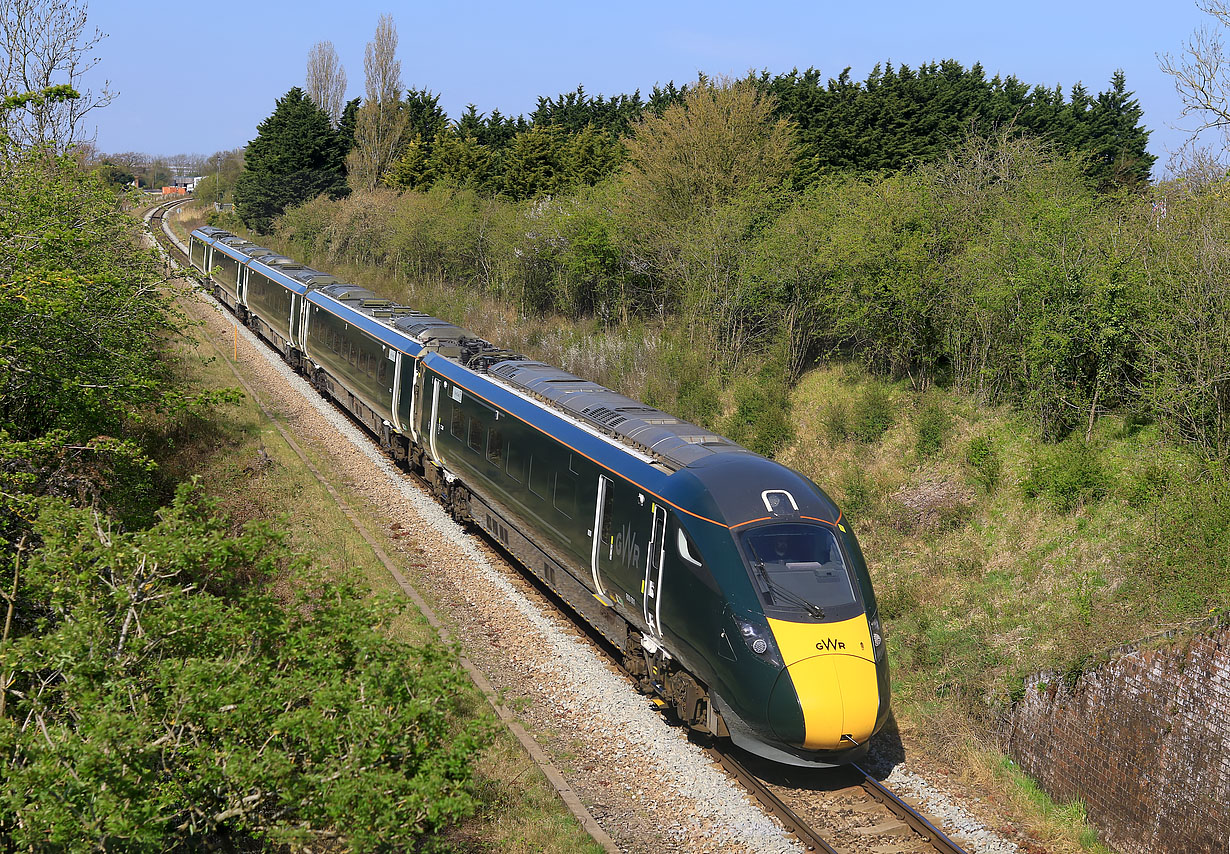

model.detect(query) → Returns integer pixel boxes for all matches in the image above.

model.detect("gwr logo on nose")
[815,638,846,651]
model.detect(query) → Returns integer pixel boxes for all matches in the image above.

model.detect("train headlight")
[734,617,783,668]
[868,614,885,662]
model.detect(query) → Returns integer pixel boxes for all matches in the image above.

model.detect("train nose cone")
[768,654,879,750]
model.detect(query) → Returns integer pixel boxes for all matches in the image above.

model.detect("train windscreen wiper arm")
[746,541,825,619]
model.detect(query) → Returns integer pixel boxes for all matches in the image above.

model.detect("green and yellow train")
[190,225,890,766]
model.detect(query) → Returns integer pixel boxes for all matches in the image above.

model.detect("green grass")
[163,294,606,854]
[781,364,1229,850]
[990,757,1115,853]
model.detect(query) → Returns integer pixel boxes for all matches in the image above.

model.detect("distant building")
[172,175,207,192]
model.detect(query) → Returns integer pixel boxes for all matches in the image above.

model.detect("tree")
[347,14,407,190]
[194,147,245,204]
[0,0,113,152]
[336,96,360,155]
[757,62,1153,187]
[233,87,348,233]
[305,40,347,125]
[1083,70,1154,188]
[91,160,131,187]
[1138,174,1230,457]
[1160,1,1230,151]
[619,77,796,362]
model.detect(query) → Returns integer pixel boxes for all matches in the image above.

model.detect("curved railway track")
[147,198,974,854]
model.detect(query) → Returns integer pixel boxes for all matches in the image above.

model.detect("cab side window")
[673,522,719,592]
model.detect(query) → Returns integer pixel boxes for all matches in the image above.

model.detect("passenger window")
[377,354,389,384]
[528,457,549,499]
[487,427,504,465]
[467,415,484,453]
[600,477,615,544]
[506,443,525,482]
[450,404,465,439]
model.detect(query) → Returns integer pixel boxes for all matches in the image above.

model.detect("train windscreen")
[739,523,860,621]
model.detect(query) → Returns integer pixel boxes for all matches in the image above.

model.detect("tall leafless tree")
[347,14,406,190]
[0,0,114,151]
[305,40,347,125]
[1159,1,1230,152]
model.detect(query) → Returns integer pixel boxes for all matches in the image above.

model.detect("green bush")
[1121,462,1173,508]
[915,400,952,457]
[1136,465,1230,614]
[723,360,795,457]
[965,435,1003,492]
[822,400,850,444]
[850,384,896,443]
[1022,440,1110,511]
[0,487,489,851]
[841,465,874,515]
[206,208,246,233]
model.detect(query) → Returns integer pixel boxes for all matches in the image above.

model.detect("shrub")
[822,400,850,444]
[0,487,489,851]
[915,400,952,457]
[1022,440,1110,511]
[1136,464,1230,614]
[206,208,246,233]
[965,435,1002,492]
[841,465,874,515]
[850,384,896,443]
[723,360,795,457]
[1121,462,1173,508]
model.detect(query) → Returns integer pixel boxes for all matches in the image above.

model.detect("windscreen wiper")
[746,542,826,619]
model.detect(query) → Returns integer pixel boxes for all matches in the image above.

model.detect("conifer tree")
[234,87,348,233]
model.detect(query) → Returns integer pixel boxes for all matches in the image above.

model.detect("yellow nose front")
[767,616,880,749]
[779,653,879,749]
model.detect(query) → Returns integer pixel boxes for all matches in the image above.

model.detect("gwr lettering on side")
[614,522,641,571]
[816,638,847,651]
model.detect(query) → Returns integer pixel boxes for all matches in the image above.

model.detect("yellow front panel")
[767,614,876,665]
[768,615,879,749]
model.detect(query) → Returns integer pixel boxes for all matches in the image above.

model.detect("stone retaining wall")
[1000,623,1230,853]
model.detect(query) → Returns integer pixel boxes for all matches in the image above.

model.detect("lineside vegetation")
[218,67,1230,823]
[0,88,493,851]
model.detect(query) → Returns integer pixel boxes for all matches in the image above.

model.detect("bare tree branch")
[305,40,346,125]
[0,0,115,152]
[348,14,406,190]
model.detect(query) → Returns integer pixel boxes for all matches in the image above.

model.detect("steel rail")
[853,763,968,854]
[708,748,840,854]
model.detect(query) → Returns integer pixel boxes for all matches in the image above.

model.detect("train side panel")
[305,301,396,431]
[421,363,692,648]
[244,266,296,352]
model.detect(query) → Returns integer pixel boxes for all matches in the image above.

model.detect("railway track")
[711,746,969,854]
[147,199,975,854]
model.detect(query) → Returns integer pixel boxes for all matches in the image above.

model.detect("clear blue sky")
[85,0,1214,175]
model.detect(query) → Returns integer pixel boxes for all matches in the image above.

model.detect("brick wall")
[1000,623,1230,854]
